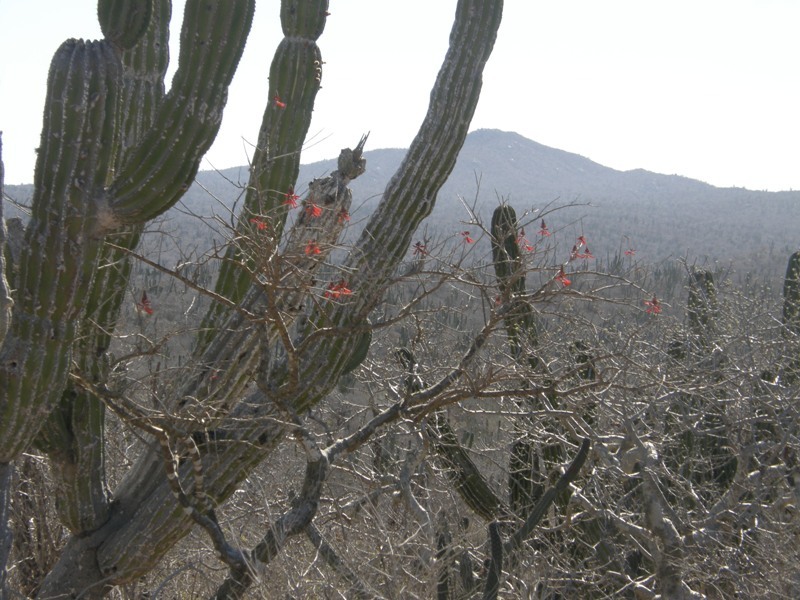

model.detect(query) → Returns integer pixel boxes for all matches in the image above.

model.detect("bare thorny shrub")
[7,180,800,599]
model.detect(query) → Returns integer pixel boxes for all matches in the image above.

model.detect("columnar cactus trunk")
[489,205,548,516]
[783,250,800,382]
[687,267,718,353]
[35,0,171,536]
[0,0,254,467]
[0,135,10,343]
[199,0,328,351]
[0,134,13,597]
[0,38,122,462]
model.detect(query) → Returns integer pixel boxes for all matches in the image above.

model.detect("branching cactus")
[0,0,254,466]
[0,0,508,595]
[33,0,172,536]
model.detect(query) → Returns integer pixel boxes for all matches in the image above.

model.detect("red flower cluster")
[624,248,636,257]
[274,94,286,109]
[137,290,154,315]
[284,185,299,208]
[538,219,551,237]
[555,266,571,287]
[304,240,321,255]
[516,228,534,252]
[461,231,474,244]
[644,296,662,314]
[337,208,350,224]
[305,203,322,219]
[324,280,353,300]
[413,241,428,257]
[570,235,594,260]
[250,217,268,231]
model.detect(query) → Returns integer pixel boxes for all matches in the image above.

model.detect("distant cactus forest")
[1,1,799,598]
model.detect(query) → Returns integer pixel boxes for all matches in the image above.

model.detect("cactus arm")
[0,39,121,463]
[98,0,153,50]
[427,412,508,521]
[347,0,503,300]
[35,0,171,534]
[107,0,255,225]
[0,134,12,597]
[783,251,800,382]
[0,134,11,344]
[783,251,800,335]
[199,0,328,349]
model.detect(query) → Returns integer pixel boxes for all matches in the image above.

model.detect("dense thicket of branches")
[1,1,799,599]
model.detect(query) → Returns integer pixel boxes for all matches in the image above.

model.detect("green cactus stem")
[783,250,800,382]
[198,0,328,351]
[0,134,10,343]
[783,251,800,335]
[34,0,170,534]
[0,39,121,462]
[107,0,255,225]
[687,268,718,352]
[98,0,153,50]
[490,205,539,369]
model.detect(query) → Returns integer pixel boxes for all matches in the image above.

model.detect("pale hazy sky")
[1,1,799,191]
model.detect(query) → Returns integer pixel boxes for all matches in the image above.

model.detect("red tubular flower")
[517,228,534,252]
[644,296,662,314]
[305,203,322,218]
[538,219,551,237]
[413,241,428,256]
[304,240,321,255]
[137,290,154,315]
[250,217,268,231]
[337,208,350,224]
[577,235,587,248]
[284,185,299,208]
[324,280,353,300]
[274,94,286,109]
[555,266,571,286]
[624,248,636,257]
[461,231,474,244]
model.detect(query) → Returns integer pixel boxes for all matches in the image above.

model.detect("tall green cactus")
[667,268,735,493]
[0,134,13,598]
[783,250,800,382]
[489,205,546,515]
[0,37,122,462]
[198,0,329,351]
[34,0,172,534]
[17,1,506,594]
[0,0,254,465]
[490,205,539,369]
[687,268,718,352]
